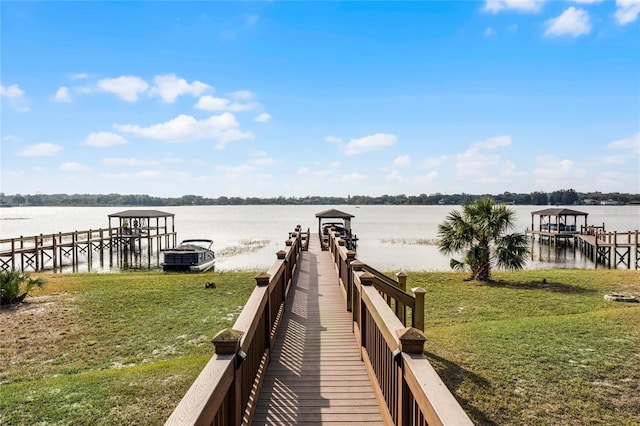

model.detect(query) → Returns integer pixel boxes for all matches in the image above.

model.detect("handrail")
[0,227,175,254]
[165,227,305,426]
[326,230,473,425]
[327,231,423,329]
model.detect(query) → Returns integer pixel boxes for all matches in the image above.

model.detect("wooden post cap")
[396,272,408,279]
[291,232,298,237]
[396,327,426,353]
[412,287,426,295]
[346,250,357,260]
[350,260,365,271]
[338,239,345,246]
[276,249,286,259]
[255,272,271,286]
[285,239,293,246]
[212,329,244,354]
[360,271,374,286]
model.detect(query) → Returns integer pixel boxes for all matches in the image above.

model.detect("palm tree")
[1,270,46,305]
[437,197,529,281]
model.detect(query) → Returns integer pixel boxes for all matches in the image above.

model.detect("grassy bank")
[1,269,638,425]
[411,269,640,426]
[0,271,257,425]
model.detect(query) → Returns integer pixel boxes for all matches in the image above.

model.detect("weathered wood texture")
[252,236,384,425]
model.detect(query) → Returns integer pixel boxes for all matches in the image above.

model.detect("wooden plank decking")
[252,236,383,425]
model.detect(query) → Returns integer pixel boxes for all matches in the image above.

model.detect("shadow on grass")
[480,279,596,294]
[424,351,498,426]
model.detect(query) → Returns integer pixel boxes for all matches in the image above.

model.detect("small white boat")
[163,239,215,272]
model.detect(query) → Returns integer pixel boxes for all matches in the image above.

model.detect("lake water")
[1,205,638,272]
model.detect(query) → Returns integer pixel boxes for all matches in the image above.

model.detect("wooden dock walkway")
[166,225,473,426]
[253,236,383,425]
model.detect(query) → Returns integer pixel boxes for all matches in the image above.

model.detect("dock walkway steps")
[252,236,384,425]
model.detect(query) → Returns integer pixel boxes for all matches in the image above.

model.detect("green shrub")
[0,270,45,305]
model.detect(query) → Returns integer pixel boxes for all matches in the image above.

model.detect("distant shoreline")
[1,189,639,207]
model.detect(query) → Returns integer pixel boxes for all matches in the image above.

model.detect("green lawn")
[412,269,640,426]
[1,268,638,425]
[0,271,257,425]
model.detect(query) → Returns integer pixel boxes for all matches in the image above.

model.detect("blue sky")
[1,1,639,198]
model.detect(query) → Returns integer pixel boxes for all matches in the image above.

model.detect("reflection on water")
[1,205,638,272]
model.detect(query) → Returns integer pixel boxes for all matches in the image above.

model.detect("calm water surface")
[1,205,638,272]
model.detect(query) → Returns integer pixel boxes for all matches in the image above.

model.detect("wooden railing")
[165,227,306,426]
[290,225,310,251]
[0,227,177,272]
[326,230,474,426]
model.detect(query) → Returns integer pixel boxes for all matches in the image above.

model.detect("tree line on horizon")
[1,189,638,207]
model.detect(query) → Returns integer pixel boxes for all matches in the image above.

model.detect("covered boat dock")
[315,208,357,250]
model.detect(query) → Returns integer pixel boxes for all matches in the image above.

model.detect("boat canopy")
[315,209,355,234]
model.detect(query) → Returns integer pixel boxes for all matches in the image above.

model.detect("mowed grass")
[0,270,257,425]
[410,269,640,426]
[1,268,639,425]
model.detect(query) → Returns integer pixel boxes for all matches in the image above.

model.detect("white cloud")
[615,0,640,25]
[325,136,342,144]
[484,0,544,13]
[18,142,63,157]
[571,0,602,3]
[252,157,276,166]
[150,74,210,103]
[394,155,411,166]
[74,86,92,94]
[249,151,276,166]
[1,83,29,112]
[230,90,254,101]
[414,171,438,183]
[607,132,640,157]
[534,157,574,179]
[137,171,162,178]
[3,134,19,142]
[533,156,586,189]
[101,157,153,167]
[456,136,518,184]
[254,112,272,123]
[70,73,89,80]
[544,7,591,37]
[97,76,149,101]
[421,155,447,168]
[297,167,310,175]
[457,148,502,180]
[102,171,162,180]
[114,113,254,147]
[83,131,127,147]
[485,27,496,37]
[54,86,71,103]
[472,134,512,149]
[385,170,406,182]
[603,155,626,165]
[343,133,397,156]
[342,172,366,182]
[60,162,90,172]
[194,95,255,112]
[215,164,254,179]
[330,161,341,168]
